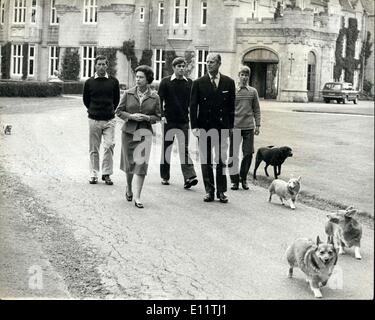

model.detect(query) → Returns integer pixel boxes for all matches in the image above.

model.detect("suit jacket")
[115,86,161,134]
[190,73,236,130]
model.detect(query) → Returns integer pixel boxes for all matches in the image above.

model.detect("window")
[82,46,96,78]
[1,0,5,24]
[154,49,165,81]
[196,49,208,78]
[28,45,36,76]
[158,2,164,26]
[83,0,97,24]
[354,39,360,59]
[31,0,37,24]
[183,0,188,25]
[174,0,180,25]
[13,0,26,24]
[50,0,59,25]
[201,1,207,26]
[11,44,23,76]
[140,7,145,22]
[49,46,59,77]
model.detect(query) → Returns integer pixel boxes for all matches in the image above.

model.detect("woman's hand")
[130,113,146,122]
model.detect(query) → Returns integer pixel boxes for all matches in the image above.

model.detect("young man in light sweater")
[83,55,120,185]
[229,65,261,190]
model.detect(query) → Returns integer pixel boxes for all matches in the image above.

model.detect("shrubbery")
[61,81,84,94]
[0,81,62,97]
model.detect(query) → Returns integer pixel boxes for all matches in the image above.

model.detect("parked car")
[322,82,359,104]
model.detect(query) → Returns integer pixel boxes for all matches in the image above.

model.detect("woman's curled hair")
[135,65,154,84]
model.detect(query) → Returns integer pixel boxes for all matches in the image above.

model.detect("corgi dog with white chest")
[286,236,338,298]
[325,206,362,260]
[268,176,301,209]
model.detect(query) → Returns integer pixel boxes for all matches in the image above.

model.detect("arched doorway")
[307,51,316,102]
[243,48,279,99]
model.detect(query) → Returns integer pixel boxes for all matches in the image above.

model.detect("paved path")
[0,97,373,299]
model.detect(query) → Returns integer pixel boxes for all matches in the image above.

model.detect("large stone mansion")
[0,0,374,101]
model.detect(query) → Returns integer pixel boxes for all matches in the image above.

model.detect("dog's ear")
[345,207,357,218]
[297,176,301,182]
[316,236,321,245]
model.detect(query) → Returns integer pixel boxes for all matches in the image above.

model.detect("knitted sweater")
[83,76,120,120]
[234,85,261,129]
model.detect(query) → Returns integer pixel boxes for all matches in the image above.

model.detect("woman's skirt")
[120,131,152,175]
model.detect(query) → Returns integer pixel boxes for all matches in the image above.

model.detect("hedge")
[61,81,84,94]
[0,81,62,97]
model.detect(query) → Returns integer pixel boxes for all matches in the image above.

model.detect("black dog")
[253,146,293,179]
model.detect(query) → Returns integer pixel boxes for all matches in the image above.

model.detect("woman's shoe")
[125,192,133,202]
[125,187,133,201]
[134,200,144,209]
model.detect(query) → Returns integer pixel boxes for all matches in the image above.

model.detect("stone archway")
[307,51,316,102]
[243,48,279,99]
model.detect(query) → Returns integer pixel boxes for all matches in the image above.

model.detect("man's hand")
[161,117,167,124]
[192,128,200,137]
[255,126,260,135]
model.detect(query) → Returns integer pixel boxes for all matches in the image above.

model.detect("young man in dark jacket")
[158,57,198,189]
[83,55,120,185]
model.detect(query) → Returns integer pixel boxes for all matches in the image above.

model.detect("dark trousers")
[229,129,254,184]
[160,122,196,182]
[198,133,228,195]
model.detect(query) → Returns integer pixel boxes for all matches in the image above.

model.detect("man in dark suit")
[190,53,236,203]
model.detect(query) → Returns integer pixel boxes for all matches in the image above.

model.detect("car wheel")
[324,98,330,103]
[354,96,358,104]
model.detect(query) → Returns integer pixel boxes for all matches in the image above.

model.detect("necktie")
[211,76,217,90]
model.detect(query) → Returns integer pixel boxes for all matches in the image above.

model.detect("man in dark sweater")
[158,57,198,189]
[83,55,120,185]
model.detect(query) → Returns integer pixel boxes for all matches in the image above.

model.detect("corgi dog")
[325,206,362,260]
[286,236,338,298]
[268,176,301,209]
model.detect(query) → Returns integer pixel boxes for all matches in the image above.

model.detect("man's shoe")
[89,177,98,184]
[241,179,249,190]
[102,175,113,185]
[217,192,228,203]
[203,193,215,202]
[231,183,239,190]
[184,177,198,189]
[161,179,170,185]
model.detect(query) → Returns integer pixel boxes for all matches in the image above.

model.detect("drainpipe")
[148,0,152,50]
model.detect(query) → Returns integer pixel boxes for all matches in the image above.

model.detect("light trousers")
[89,118,115,177]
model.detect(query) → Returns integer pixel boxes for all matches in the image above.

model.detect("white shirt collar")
[208,72,220,80]
[94,72,109,79]
[237,84,251,92]
[171,74,188,81]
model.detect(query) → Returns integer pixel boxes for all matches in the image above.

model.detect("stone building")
[0,0,373,101]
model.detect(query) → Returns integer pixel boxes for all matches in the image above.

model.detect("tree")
[61,48,80,81]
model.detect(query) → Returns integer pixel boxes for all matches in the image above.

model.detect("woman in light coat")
[116,65,161,208]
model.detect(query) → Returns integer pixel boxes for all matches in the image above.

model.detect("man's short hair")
[207,53,221,64]
[172,57,186,67]
[238,65,251,76]
[135,65,154,84]
[95,55,108,66]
